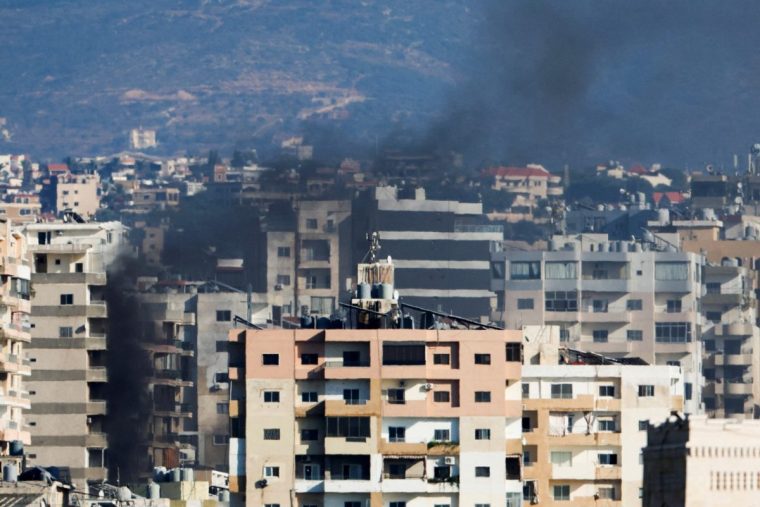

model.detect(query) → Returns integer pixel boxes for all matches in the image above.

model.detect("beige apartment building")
[0,218,32,472]
[521,340,684,506]
[643,415,760,507]
[56,172,101,218]
[492,233,704,414]
[23,221,128,485]
[227,327,524,507]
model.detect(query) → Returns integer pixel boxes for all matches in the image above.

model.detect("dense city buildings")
[23,221,128,485]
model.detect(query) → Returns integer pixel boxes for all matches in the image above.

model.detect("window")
[704,339,716,352]
[706,311,722,323]
[276,274,291,286]
[301,429,318,441]
[506,343,522,362]
[545,261,577,279]
[434,429,450,441]
[551,384,573,399]
[474,391,491,403]
[387,388,405,404]
[521,383,530,398]
[216,403,229,414]
[627,299,643,311]
[277,246,291,257]
[388,426,405,443]
[264,391,280,403]
[60,294,73,305]
[433,353,450,365]
[475,466,490,477]
[474,353,491,365]
[598,453,618,465]
[262,354,279,365]
[265,504,280,507]
[215,341,228,352]
[706,282,721,294]
[390,502,406,507]
[599,385,615,397]
[345,503,361,507]
[517,298,534,310]
[216,310,231,322]
[523,481,537,501]
[550,451,572,466]
[598,486,616,500]
[685,382,692,400]
[559,329,569,342]
[510,261,540,280]
[475,428,491,440]
[545,291,578,312]
[326,417,371,438]
[592,299,608,313]
[383,344,425,365]
[655,322,691,343]
[433,391,450,403]
[627,330,643,341]
[213,434,230,445]
[553,485,570,501]
[263,429,280,440]
[655,262,688,280]
[301,353,318,365]
[592,330,608,343]
[59,327,73,338]
[638,385,655,397]
[638,420,649,431]
[343,389,362,405]
[598,418,616,432]
[306,218,318,229]
[263,466,280,477]
[301,391,318,403]
[666,299,682,313]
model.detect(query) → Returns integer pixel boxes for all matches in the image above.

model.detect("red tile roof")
[653,191,685,205]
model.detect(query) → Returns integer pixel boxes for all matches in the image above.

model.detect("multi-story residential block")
[56,172,101,218]
[352,186,501,321]
[23,221,128,485]
[701,262,760,418]
[132,187,180,212]
[492,233,704,414]
[522,346,684,506]
[130,128,158,150]
[642,415,760,507]
[259,199,352,321]
[227,326,524,507]
[0,218,32,472]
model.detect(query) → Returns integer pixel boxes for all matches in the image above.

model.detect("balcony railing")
[325,360,370,368]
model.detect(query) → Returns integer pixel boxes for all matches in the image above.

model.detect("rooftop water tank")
[180,468,194,482]
[148,482,160,500]
[358,283,371,300]
[3,464,17,483]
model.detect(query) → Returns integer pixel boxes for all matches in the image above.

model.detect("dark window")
[216,310,232,322]
[276,274,291,286]
[263,428,280,440]
[553,485,570,501]
[598,453,618,465]
[75,262,84,273]
[627,330,643,341]
[474,353,491,365]
[383,344,425,365]
[262,354,279,365]
[517,298,534,310]
[545,291,578,312]
[666,300,682,313]
[264,391,280,403]
[301,392,318,403]
[627,299,643,311]
[638,420,649,431]
[433,391,450,403]
[434,429,450,441]
[60,294,73,305]
[551,384,573,399]
[387,388,405,404]
[655,322,691,343]
[301,429,318,441]
[475,391,491,403]
[216,403,229,414]
[506,457,521,480]
[592,330,608,343]
[638,385,655,397]
[59,327,73,338]
[592,300,608,313]
[326,417,371,438]
[685,382,692,400]
[475,428,491,440]
[277,247,291,257]
[704,339,716,352]
[301,353,318,365]
[389,426,405,442]
[510,261,540,280]
[506,343,522,362]
[306,218,318,229]
[599,385,615,397]
[215,341,228,352]
[433,353,450,365]
[342,351,364,366]
[475,466,490,477]
[706,311,722,323]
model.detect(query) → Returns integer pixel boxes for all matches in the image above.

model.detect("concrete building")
[130,128,158,150]
[56,172,101,218]
[0,219,32,471]
[132,187,180,212]
[492,233,704,414]
[23,221,128,485]
[260,200,352,321]
[227,326,523,507]
[522,345,684,506]
[642,415,760,507]
[352,186,502,321]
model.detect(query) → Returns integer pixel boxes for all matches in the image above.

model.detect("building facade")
[23,221,128,485]
[56,173,101,218]
[227,327,524,507]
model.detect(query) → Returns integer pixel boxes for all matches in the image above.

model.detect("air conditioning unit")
[423,383,434,391]
[274,284,283,291]
[443,457,455,465]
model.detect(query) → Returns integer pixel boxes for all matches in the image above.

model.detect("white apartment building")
[492,233,704,414]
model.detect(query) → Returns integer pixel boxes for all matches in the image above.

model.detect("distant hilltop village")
[2,145,760,505]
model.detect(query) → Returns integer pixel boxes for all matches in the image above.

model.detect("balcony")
[324,360,372,380]
[655,279,694,293]
[581,311,630,323]
[726,381,753,395]
[524,430,620,447]
[717,322,755,336]
[714,352,753,366]
[0,353,31,376]
[379,441,427,455]
[324,436,373,455]
[325,398,379,417]
[381,478,458,494]
[86,401,107,415]
[154,403,194,418]
[0,390,30,410]
[86,301,108,318]
[702,292,743,306]
[0,324,31,343]
[144,339,194,357]
[86,367,108,382]
[150,369,193,387]
[323,479,374,493]
[580,279,629,293]
[86,334,107,350]
[294,479,325,494]
[85,432,108,447]
[31,272,106,285]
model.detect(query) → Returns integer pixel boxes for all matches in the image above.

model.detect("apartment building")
[701,262,760,418]
[259,199,352,320]
[521,346,684,506]
[23,221,128,485]
[56,172,101,218]
[352,186,501,321]
[492,233,704,414]
[227,327,524,507]
[642,415,760,507]
[0,219,32,471]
